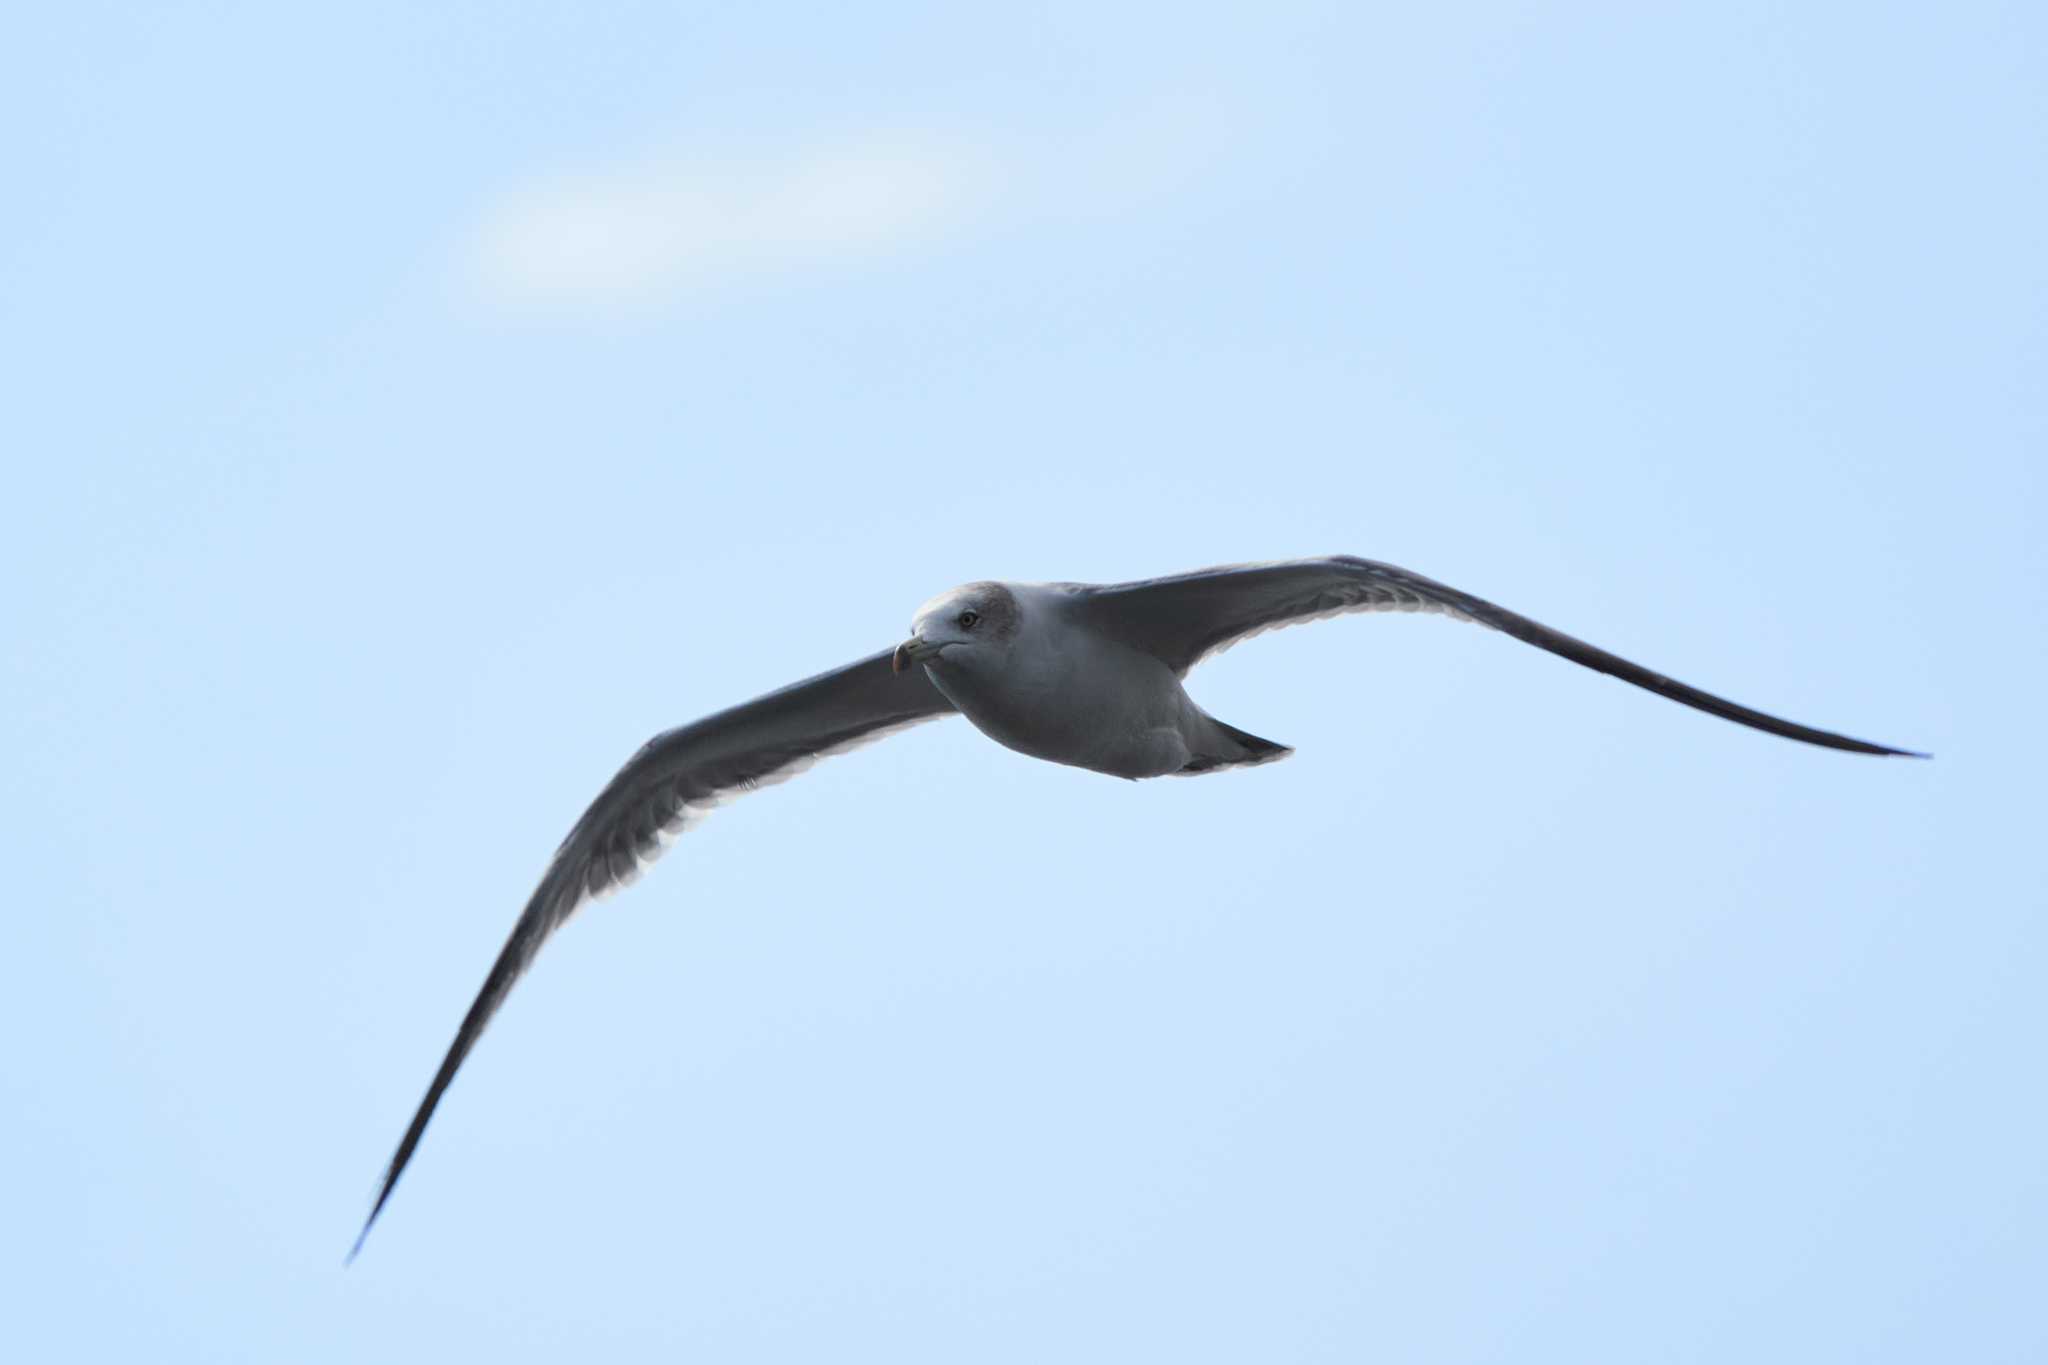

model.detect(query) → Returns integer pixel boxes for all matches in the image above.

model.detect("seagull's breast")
[926,602,1196,779]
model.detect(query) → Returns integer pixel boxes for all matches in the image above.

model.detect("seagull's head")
[894,581,1020,675]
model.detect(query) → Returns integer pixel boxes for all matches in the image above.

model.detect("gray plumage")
[353,555,1921,1257]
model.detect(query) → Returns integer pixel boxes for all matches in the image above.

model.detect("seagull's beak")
[892,635,943,674]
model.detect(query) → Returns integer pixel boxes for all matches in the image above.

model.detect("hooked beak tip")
[894,635,943,674]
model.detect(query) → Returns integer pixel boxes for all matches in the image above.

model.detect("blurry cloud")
[465,130,990,314]
[460,101,1243,317]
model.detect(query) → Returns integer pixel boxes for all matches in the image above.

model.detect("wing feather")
[351,648,954,1257]
[1074,556,1923,757]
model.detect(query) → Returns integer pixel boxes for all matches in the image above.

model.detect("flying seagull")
[351,555,1921,1256]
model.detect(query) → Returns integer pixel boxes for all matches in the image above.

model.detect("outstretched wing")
[1073,556,1923,757]
[353,648,956,1257]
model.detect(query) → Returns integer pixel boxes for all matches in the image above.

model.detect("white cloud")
[459,102,1246,316]
[465,131,990,313]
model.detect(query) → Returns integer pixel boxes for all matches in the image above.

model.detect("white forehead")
[912,584,976,625]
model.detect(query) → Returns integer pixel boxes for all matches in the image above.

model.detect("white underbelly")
[926,654,1192,779]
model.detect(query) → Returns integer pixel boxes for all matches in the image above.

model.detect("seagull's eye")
[957,610,980,629]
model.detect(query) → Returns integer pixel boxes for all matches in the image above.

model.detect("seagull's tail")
[1177,716,1294,775]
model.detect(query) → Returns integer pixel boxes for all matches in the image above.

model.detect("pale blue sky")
[6,2,2042,1361]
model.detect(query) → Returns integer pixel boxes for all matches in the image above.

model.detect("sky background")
[5,2,2043,1360]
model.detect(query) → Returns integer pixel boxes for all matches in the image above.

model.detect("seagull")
[351,555,1922,1256]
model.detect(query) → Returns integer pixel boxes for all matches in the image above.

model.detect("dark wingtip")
[346,1179,397,1265]
[346,896,547,1266]
[1848,735,1931,758]
[1834,737,1929,759]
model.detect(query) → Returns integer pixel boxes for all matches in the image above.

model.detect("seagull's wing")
[353,648,956,1258]
[1072,556,1922,757]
